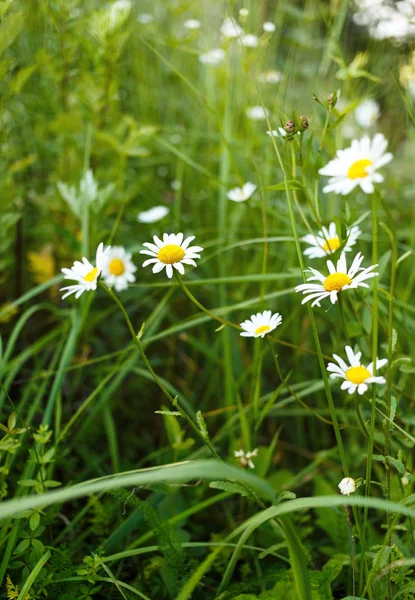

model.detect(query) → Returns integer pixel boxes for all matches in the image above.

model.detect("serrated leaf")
[386,455,406,475]
[196,410,208,438]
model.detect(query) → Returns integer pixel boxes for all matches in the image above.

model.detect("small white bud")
[338,477,356,496]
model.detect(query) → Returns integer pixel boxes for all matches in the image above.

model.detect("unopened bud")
[299,115,308,129]
[284,120,296,133]
[328,91,338,107]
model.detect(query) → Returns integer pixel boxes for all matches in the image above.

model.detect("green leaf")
[18,479,38,487]
[29,512,40,531]
[196,411,208,438]
[258,541,288,559]
[264,179,304,191]
[209,480,250,497]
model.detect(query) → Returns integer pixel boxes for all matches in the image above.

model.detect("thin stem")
[99,282,222,462]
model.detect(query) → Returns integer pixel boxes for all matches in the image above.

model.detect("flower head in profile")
[227,182,256,202]
[355,99,380,128]
[137,205,169,223]
[338,477,356,496]
[199,48,225,65]
[239,310,282,338]
[302,222,361,259]
[220,17,244,38]
[234,449,258,469]
[319,133,392,195]
[140,233,203,278]
[246,105,269,120]
[102,246,137,292]
[61,243,110,300]
[328,346,387,395]
[295,252,378,307]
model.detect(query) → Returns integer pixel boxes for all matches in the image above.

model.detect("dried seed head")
[299,115,309,129]
[284,120,296,133]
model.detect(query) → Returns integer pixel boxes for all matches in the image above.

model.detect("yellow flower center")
[323,272,352,292]
[346,366,371,385]
[347,158,372,180]
[109,258,125,276]
[83,267,99,282]
[322,237,341,252]
[157,244,185,264]
[255,325,271,336]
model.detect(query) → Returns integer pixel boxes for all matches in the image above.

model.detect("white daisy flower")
[355,99,380,128]
[301,222,361,259]
[263,21,276,32]
[295,252,378,307]
[61,243,110,300]
[258,70,282,84]
[102,246,137,292]
[234,449,258,469]
[246,105,270,120]
[140,233,203,279]
[327,345,387,395]
[338,477,356,495]
[137,205,169,223]
[199,48,225,65]
[266,127,286,138]
[220,17,244,38]
[319,133,393,195]
[241,34,259,47]
[184,19,200,30]
[239,310,282,338]
[227,182,256,202]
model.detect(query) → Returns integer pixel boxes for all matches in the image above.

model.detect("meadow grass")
[0,1,415,599]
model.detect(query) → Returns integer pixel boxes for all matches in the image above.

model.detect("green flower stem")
[99,282,222,462]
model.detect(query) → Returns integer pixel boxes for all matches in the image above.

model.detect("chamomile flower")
[295,252,378,307]
[183,19,200,30]
[355,99,380,128]
[319,133,393,195]
[102,246,137,292]
[258,70,282,84]
[234,449,258,469]
[302,222,361,259]
[227,182,256,202]
[239,310,282,338]
[140,233,203,278]
[327,345,387,395]
[263,21,276,32]
[338,477,356,495]
[61,242,110,300]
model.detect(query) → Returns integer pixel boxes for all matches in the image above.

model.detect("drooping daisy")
[61,243,110,300]
[295,252,378,307]
[327,345,387,395]
[355,99,380,128]
[227,182,256,202]
[102,246,137,292]
[319,133,393,195]
[137,205,169,223]
[338,477,356,496]
[140,233,203,278]
[246,105,270,120]
[302,222,361,259]
[234,449,258,469]
[199,48,225,65]
[239,310,282,338]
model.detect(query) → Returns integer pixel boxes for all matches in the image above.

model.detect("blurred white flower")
[171,179,181,191]
[140,233,203,279]
[199,48,225,65]
[234,449,258,469]
[263,21,276,32]
[241,34,259,47]
[184,19,200,30]
[138,206,169,223]
[302,222,361,258]
[355,99,380,128]
[266,127,286,138]
[353,0,415,40]
[220,17,244,38]
[338,477,356,496]
[246,105,269,120]
[239,310,282,338]
[137,13,154,24]
[239,8,249,17]
[102,246,137,292]
[319,134,393,195]
[227,182,256,202]
[257,70,282,84]
[328,346,387,395]
[61,243,110,300]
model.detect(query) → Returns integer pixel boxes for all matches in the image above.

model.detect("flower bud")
[284,120,296,133]
[338,477,356,496]
[299,115,309,129]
